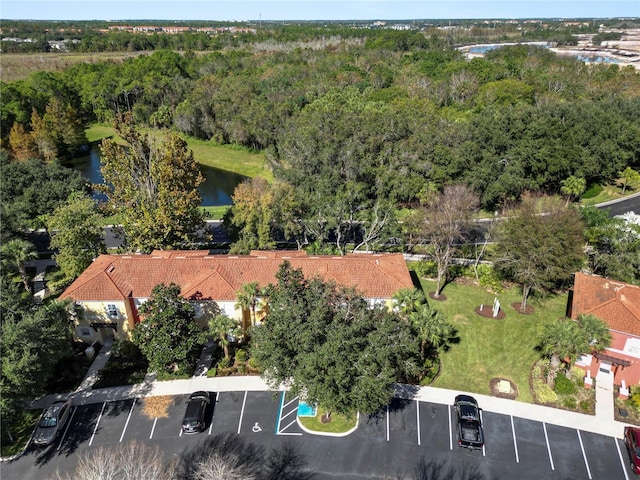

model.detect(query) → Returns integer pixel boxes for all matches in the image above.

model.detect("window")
[80,327,92,337]
[106,304,118,318]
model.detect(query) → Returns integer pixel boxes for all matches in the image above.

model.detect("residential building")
[568,272,640,397]
[60,250,414,344]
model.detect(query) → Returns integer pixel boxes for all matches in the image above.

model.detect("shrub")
[629,385,640,409]
[409,260,438,278]
[562,396,576,409]
[532,360,558,404]
[235,349,247,364]
[579,400,592,413]
[476,264,504,293]
[218,356,232,369]
[554,373,578,395]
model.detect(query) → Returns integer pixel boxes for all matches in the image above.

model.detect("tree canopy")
[251,262,421,415]
[99,114,204,253]
[132,283,206,374]
[495,197,585,310]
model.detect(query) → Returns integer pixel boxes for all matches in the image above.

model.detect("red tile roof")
[571,272,640,336]
[60,251,413,302]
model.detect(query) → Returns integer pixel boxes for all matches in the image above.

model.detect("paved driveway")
[1,391,632,480]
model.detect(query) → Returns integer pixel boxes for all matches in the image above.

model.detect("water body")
[67,143,247,206]
[463,43,620,64]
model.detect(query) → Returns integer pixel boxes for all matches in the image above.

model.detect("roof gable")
[571,272,640,336]
[60,251,414,303]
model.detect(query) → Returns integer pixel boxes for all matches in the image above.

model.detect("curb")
[296,411,360,437]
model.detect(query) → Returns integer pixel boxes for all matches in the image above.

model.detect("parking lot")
[2,391,633,480]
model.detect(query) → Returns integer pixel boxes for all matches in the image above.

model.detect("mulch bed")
[474,305,506,319]
[511,302,534,315]
[429,292,447,301]
[490,378,519,400]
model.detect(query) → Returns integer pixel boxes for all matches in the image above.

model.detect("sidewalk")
[30,341,628,440]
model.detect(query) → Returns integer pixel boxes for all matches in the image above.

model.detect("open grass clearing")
[84,124,270,179]
[417,277,568,404]
[581,178,640,205]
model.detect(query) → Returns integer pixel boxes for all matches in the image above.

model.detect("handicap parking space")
[238,391,280,436]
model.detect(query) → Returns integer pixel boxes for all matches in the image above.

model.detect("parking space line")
[510,415,519,463]
[283,395,299,409]
[416,400,421,446]
[276,391,286,434]
[119,398,136,442]
[89,402,106,446]
[150,417,157,439]
[280,407,297,422]
[576,430,592,479]
[237,391,247,435]
[57,406,77,451]
[543,422,555,471]
[479,410,486,457]
[448,404,453,450]
[615,437,630,480]
[386,405,390,442]
[208,393,219,435]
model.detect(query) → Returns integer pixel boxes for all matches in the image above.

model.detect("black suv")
[181,391,211,434]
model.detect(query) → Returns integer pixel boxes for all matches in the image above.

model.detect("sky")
[1,0,638,22]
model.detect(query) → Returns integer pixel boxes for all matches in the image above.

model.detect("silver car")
[33,399,72,446]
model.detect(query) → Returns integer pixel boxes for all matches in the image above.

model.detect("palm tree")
[1,238,38,294]
[577,313,612,352]
[560,175,587,206]
[538,318,584,389]
[409,304,454,360]
[208,314,239,359]
[392,287,428,319]
[235,282,261,328]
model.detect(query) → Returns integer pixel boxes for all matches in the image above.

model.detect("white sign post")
[492,297,500,318]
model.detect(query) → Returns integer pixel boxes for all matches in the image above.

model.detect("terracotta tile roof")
[571,272,640,336]
[60,251,413,302]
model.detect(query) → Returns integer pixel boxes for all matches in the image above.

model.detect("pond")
[67,143,247,207]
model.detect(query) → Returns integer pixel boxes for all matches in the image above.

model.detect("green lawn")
[298,407,358,434]
[581,179,640,206]
[84,124,270,180]
[418,278,568,404]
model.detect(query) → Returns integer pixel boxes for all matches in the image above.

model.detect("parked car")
[181,391,211,434]
[454,394,484,450]
[625,426,640,474]
[33,398,72,446]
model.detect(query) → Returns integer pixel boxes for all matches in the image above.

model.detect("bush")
[562,396,577,409]
[476,264,504,293]
[218,356,232,369]
[579,400,592,413]
[554,373,578,395]
[409,260,438,278]
[629,385,640,409]
[532,360,558,404]
[235,349,247,364]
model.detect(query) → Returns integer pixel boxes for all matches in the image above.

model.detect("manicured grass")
[581,179,640,206]
[1,409,40,457]
[200,205,231,220]
[84,124,270,180]
[298,406,358,434]
[418,277,568,404]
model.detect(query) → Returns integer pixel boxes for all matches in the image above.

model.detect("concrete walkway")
[29,342,628,441]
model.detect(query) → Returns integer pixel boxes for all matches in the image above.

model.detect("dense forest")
[1,26,640,270]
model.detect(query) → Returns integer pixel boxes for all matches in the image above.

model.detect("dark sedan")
[181,391,211,434]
